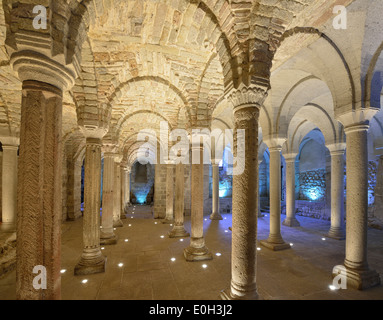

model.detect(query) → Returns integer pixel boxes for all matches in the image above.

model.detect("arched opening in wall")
[294,129,331,221]
[259,151,270,212]
[131,161,155,205]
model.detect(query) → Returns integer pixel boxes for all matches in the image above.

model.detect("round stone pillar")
[75,138,106,276]
[125,168,131,208]
[210,162,223,220]
[113,159,124,228]
[184,139,212,261]
[1,139,19,226]
[333,124,380,289]
[100,152,117,245]
[282,153,300,227]
[221,84,268,300]
[222,105,259,299]
[163,161,175,224]
[120,165,127,219]
[11,49,76,300]
[257,160,264,218]
[260,144,290,251]
[327,145,346,240]
[169,162,190,238]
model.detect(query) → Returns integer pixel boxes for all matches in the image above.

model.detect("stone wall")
[131,162,155,205]
[298,169,327,202]
[153,164,166,218]
[0,152,2,222]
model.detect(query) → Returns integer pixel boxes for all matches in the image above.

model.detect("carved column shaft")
[283,155,300,227]
[113,162,123,227]
[120,166,127,219]
[74,138,106,275]
[163,163,175,224]
[17,81,63,300]
[210,163,223,220]
[169,162,189,238]
[100,153,117,244]
[2,143,18,225]
[184,142,212,261]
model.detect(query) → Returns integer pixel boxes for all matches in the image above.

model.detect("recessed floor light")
[129,224,132,227]
[113,228,116,230]
[215,253,222,257]
[322,238,326,241]
[155,222,158,225]
[60,269,66,274]
[170,224,173,226]
[82,279,88,284]
[171,258,176,262]
[202,264,208,269]
[204,219,207,221]
[329,285,337,291]
[290,243,294,246]
[124,239,129,242]
[118,263,124,267]
[225,230,228,233]
[101,247,105,250]
[180,239,184,242]
[160,235,165,239]
[257,247,261,251]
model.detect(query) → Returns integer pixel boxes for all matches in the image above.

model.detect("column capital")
[326,143,346,156]
[283,153,298,163]
[11,51,76,91]
[114,154,123,164]
[0,136,20,147]
[102,143,118,154]
[227,83,268,111]
[80,126,109,141]
[264,137,286,152]
[344,124,370,135]
[336,109,378,130]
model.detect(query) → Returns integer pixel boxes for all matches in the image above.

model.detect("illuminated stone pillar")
[257,160,264,218]
[333,119,380,290]
[120,165,127,219]
[169,162,190,238]
[100,150,117,245]
[260,141,290,251]
[210,161,222,220]
[1,137,19,226]
[184,138,212,261]
[163,161,175,224]
[221,85,267,300]
[12,49,76,299]
[75,136,106,276]
[113,158,124,228]
[125,168,131,209]
[327,144,346,240]
[282,153,300,227]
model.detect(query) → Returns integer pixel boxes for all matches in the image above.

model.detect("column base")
[113,219,124,228]
[162,218,174,224]
[260,239,291,251]
[100,234,118,245]
[220,288,260,300]
[120,213,127,220]
[184,245,213,262]
[74,256,106,276]
[327,227,345,240]
[168,226,190,238]
[210,212,223,220]
[332,264,381,290]
[282,217,301,227]
[258,212,264,218]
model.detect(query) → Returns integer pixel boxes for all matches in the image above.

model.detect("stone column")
[163,161,175,224]
[333,122,380,289]
[100,151,117,245]
[169,162,190,238]
[120,165,127,219]
[125,168,131,209]
[11,50,76,299]
[221,85,267,300]
[17,81,65,299]
[1,137,19,226]
[257,160,264,218]
[260,142,290,251]
[210,161,223,220]
[113,159,124,227]
[282,153,300,227]
[66,157,82,221]
[327,144,346,240]
[184,138,212,261]
[74,137,106,275]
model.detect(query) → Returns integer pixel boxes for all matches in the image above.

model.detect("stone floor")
[0,205,383,300]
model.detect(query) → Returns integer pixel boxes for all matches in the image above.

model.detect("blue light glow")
[304,187,323,201]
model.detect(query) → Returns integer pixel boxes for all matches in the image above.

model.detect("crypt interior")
[0,0,383,300]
